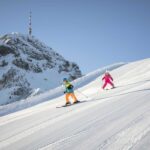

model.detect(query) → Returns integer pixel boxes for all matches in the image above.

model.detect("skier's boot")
[112,85,116,89]
[65,101,71,106]
[73,100,80,104]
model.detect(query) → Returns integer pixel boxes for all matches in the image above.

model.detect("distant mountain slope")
[0,33,82,105]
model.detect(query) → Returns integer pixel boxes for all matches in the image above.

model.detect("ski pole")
[75,89,89,99]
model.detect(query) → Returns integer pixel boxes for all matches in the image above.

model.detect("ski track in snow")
[0,58,150,150]
[98,105,150,150]
[40,92,150,150]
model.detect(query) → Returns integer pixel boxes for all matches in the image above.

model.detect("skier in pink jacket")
[102,71,115,89]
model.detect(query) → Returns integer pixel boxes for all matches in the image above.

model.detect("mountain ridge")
[0,32,82,105]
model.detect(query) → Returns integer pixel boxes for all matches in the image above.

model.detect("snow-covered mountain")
[0,58,150,150]
[0,33,82,105]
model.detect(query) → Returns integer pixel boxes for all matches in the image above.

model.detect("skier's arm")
[67,84,73,89]
[66,82,73,89]
[109,75,113,81]
[62,83,67,93]
[102,76,105,80]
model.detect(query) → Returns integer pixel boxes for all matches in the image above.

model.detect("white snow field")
[0,58,150,150]
[0,62,124,116]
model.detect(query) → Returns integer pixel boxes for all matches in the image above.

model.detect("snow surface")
[0,62,124,116]
[0,58,150,150]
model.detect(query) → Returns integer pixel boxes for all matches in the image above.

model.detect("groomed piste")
[0,58,150,150]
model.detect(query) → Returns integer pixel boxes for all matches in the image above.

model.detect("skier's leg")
[102,82,107,89]
[65,93,71,103]
[108,81,114,88]
[70,93,77,102]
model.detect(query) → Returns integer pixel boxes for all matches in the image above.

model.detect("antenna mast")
[29,11,32,36]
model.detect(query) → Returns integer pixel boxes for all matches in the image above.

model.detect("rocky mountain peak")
[0,33,82,105]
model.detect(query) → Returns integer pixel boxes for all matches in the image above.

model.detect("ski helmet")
[63,78,67,81]
[105,70,109,74]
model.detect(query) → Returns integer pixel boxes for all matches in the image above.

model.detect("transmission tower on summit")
[29,11,32,36]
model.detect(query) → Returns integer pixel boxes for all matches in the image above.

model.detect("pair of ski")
[56,100,86,108]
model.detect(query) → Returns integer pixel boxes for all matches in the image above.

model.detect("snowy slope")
[0,58,150,150]
[0,62,124,116]
[0,33,82,105]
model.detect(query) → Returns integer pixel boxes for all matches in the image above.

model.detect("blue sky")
[0,0,150,73]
